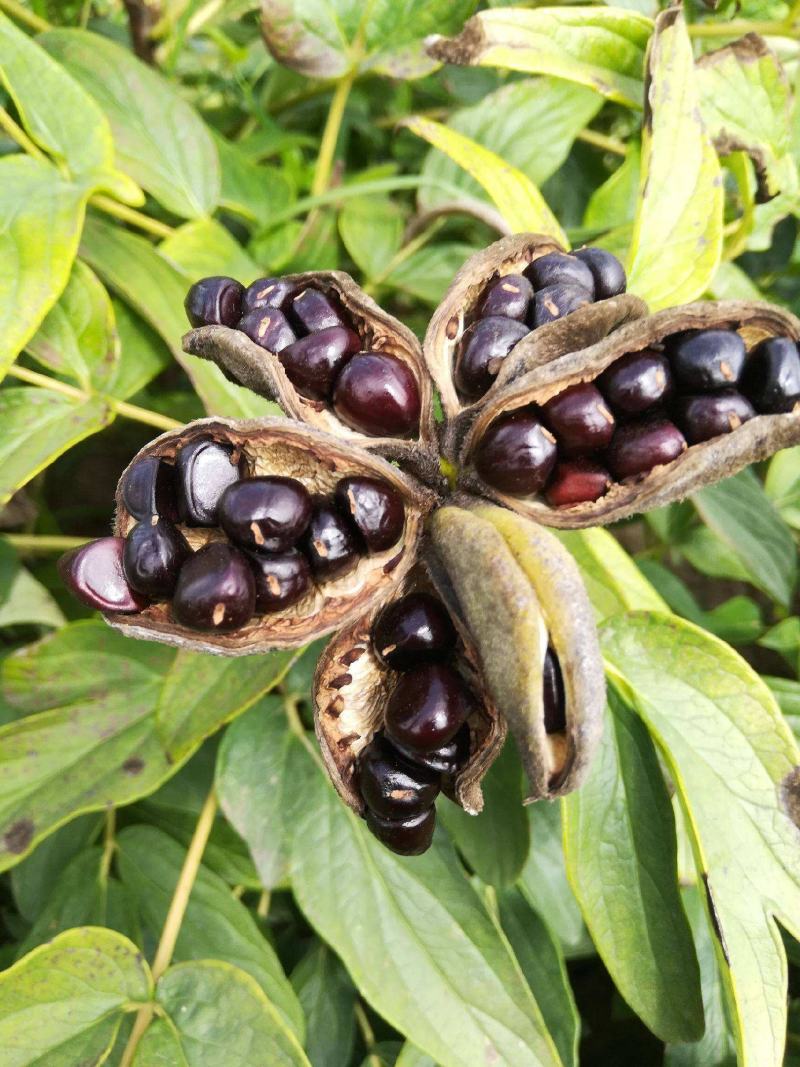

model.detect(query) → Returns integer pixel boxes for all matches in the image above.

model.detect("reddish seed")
[545,460,611,507]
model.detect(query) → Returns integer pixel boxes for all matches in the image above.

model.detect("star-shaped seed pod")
[59,235,800,855]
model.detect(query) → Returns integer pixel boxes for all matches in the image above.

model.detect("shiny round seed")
[455,316,529,400]
[573,247,626,299]
[479,273,534,321]
[741,336,800,414]
[237,308,296,353]
[385,663,474,754]
[334,476,405,553]
[675,390,756,444]
[59,537,148,614]
[530,284,592,329]
[278,326,361,400]
[122,518,190,599]
[668,329,747,392]
[365,806,436,856]
[525,252,595,296]
[359,734,441,819]
[175,439,242,527]
[302,500,360,579]
[474,409,558,495]
[219,476,312,553]
[372,592,457,671]
[184,276,244,328]
[599,349,673,415]
[606,418,687,479]
[542,383,616,455]
[246,548,311,613]
[172,543,256,632]
[121,455,177,522]
[545,459,611,507]
[333,353,421,438]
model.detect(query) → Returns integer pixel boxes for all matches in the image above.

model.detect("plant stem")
[6,365,182,432]
[0,0,50,32]
[355,1002,381,1067]
[577,129,628,158]
[119,786,218,1067]
[91,194,175,240]
[3,534,89,552]
[0,107,47,162]
[311,72,357,197]
[100,808,116,880]
[687,17,795,36]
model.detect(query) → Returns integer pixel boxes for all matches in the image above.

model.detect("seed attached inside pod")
[479,273,534,321]
[290,288,346,332]
[599,349,673,415]
[365,807,436,856]
[246,549,312,613]
[303,500,360,579]
[242,277,299,314]
[122,518,190,599]
[359,734,441,818]
[542,383,616,455]
[176,439,242,527]
[334,476,405,553]
[184,276,244,328]
[121,455,178,523]
[573,247,627,299]
[455,317,529,400]
[741,336,800,413]
[675,391,756,444]
[530,284,592,328]
[237,308,297,353]
[474,410,558,494]
[59,537,148,614]
[525,252,595,296]
[333,353,421,438]
[385,663,474,754]
[606,418,687,479]
[545,459,611,507]
[372,592,457,670]
[278,327,361,400]
[172,543,256,632]
[668,329,746,392]
[218,476,312,552]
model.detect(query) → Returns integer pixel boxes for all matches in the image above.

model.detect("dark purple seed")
[334,476,405,553]
[372,592,457,671]
[58,537,148,614]
[606,418,687,479]
[290,288,346,333]
[121,456,177,522]
[385,663,474,755]
[741,336,800,414]
[543,647,566,734]
[545,460,611,507]
[573,247,626,299]
[303,500,360,579]
[525,252,595,296]
[246,548,311,613]
[479,274,534,321]
[242,277,299,314]
[530,284,592,329]
[391,723,470,775]
[455,316,529,400]
[667,329,746,392]
[365,806,436,856]
[359,734,441,818]
[278,326,360,400]
[172,543,256,632]
[333,353,421,438]
[474,409,558,495]
[599,349,673,415]
[176,440,242,527]
[122,518,190,599]
[238,308,296,353]
[184,276,244,328]
[675,391,755,444]
[542,383,616,455]
[219,476,312,552]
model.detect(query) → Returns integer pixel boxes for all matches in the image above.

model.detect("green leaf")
[426,8,652,109]
[80,215,274,418]
[583,143,641,233]
[0,156,89,379]
[155,960,310,1066]
[497,888,580,1067]
[438,738,529,887]
[10,813,99,922]
[554,527,667,619]
[395,1047,437,1067]
[0,542,64,629]
[627,9,723,309]
[117,824,304,1040]
[765,445,800,529]
[0,927,152,1066]
[602,612,800,1067]
[216,698,296,890]
[107,300,172,402]
[383,242,480,306]
[214,133,295,228]
[418,79,602,217]
[0,620,295,870]
[403,116,566,242]
[160,217,260,286]
[0,13,138,202]
[40,28,220,219]
[26,259,119,391]
[0,387,114,507]
[290,942,357,1067]
[693,469,797,607]
[562,689,703,1042]
[338,196,404,282]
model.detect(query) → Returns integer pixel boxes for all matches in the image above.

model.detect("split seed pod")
[461,300,800,528]
[109,417,437,655]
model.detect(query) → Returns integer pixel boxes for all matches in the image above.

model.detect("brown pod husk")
[461,300,800,528]
[313,568,506,816]
[108,416,437,655]
[428,505,604,801]
[183,270,438,461]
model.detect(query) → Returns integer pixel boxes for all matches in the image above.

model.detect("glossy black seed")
[455,316,529,400]
[335,476,405,553]
[606,418,687,479]
[176,440,242,527]
[246,548,311,613]
[530,284,592,329]
[542,383,616,455]
[573,247,627,299]
[172,543,256,632]
[359,734,441,818]
[365,806,436,856]
[290,288,346,333]
[303,500,360,579]
[543,647,566,734]
[121,456,177,522]
[545,459,611,507]
[525,252,595,296]
[741,336,800,413]
[278,326,360,400]
[219,476,312,552]
[122,518,190,599]
[479,273,534,321]
[394,724,470,775]
[599,349,673,415]
[675,391,756,444]
[59,537,148,614]
[242,277,299,314]
[372,592,457,670]
[474,409,558,495]
[333,353,421,438]
[668,329,746,392]
[238,308,296,353]
[385,663,474,754]
[184,276,244,328]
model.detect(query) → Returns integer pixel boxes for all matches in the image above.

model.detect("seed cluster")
[185,275,422,438]
[59,443,406,629]
[475,329,800,506]
[455,247,627,401]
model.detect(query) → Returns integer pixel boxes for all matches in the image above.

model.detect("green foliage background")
[1,1,800,1064]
